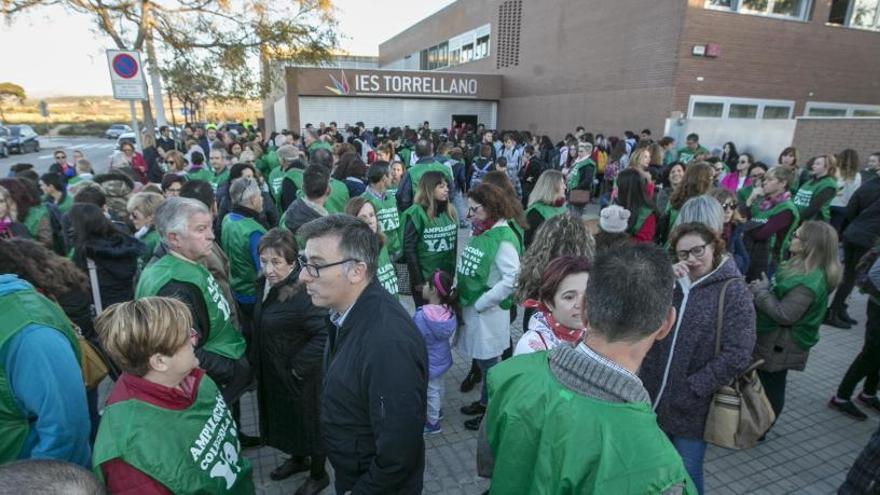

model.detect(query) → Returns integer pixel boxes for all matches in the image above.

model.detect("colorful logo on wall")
[325,70,350,96]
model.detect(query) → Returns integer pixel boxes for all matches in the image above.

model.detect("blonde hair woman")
[524,170,566,248]
[750,221,842,427]
[93,297,254,493]
[793,154,839,222]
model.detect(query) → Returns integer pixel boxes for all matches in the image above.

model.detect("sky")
[0,0,455,97]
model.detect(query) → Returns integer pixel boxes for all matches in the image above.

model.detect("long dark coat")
[253,270,328,456]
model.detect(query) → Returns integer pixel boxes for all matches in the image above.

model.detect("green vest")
[525,201,567,221]
[56,194,73,214]
[629,206,654,237]
[221,214,267,299]
[377,245,399,299]
[401,205,458,281]
[325,179,350,214]
[792,176,837,222]
[0,287,80,463]
[364,190,401,258]
[756,268,829,350]
[737,185,754,206]
[486,352,696,495]
[408,161,453,191]
[187,167,213,183]
[567,158,595,191]
[751,199,799,262]
[209,168,230,192]
[92,375,254,494]
[307,141,332,154]
[268,166,285,205]
[457,224,521,309]
[139,228,161,270]
[22,204,48,238]
[398,147,413,169]
[136,255,245,360]
[676,145,708,165]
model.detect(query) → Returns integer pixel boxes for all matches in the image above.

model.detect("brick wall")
[674,0,880,116]
[791,118,880,162]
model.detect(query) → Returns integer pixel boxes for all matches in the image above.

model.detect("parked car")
[116,131,138,149]
[105,124,132,139]
[0,127,8,158]
[5,125,40,154]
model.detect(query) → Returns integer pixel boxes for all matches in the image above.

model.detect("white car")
[105,124,132,139]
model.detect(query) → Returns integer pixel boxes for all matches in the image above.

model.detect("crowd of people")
[0,118,878,494]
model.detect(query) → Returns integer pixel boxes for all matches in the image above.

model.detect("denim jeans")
[426,375,445,424]
[671,436,706,495]
[475,357,499,405]
[452,190,469,227]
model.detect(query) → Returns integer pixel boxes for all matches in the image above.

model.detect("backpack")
[470,159,493,189]
[855,247,880,300]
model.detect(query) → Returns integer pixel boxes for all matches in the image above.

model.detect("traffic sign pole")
[130,100,142,151]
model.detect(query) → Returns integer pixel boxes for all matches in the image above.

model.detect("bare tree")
[1,0,337,129]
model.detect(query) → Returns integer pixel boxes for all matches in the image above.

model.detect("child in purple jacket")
[414,270,459,434]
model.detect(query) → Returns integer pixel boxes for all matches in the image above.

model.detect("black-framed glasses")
[297,255,359,278]
[467,205,483,216]
[676,243,708,261]
[54,155,66,160]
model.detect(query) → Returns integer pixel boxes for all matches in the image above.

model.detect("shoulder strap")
[87,258,103,314]
[713,278,737,357]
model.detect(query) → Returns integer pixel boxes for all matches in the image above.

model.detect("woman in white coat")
[456,182,522,431]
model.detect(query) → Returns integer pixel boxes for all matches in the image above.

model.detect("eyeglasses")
[676,243,708,261]
[721,202,736,211]
[749,173,764,179]
[54,155,66,160]
[297,255,359,278]
[467,205,483,215]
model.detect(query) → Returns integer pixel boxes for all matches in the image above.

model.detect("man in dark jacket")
[283,165,330,236]
[828,173,880,327]
[395,139,453,213]
[298,215,428,494]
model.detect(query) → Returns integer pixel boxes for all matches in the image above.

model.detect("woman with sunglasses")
[712,189,750,276]
[720,152,753,194]
[640,222,756,495]
[456,183,522,431]
[750,221,841,427]
[252,228,330,493]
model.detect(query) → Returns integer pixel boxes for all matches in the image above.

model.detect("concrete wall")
[674,0,880,116]
[791,118,880,163]
[665,117,797,165]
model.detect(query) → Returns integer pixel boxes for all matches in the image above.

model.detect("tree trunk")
[168,91,177,127]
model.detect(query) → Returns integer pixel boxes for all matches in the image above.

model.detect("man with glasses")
[297,215,427,494]
[49,150,74,179]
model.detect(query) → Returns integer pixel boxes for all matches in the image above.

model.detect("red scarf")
[523,300,586,343]
[471,218,496,236]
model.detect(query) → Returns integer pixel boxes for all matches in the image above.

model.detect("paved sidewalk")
[243,220,876,494]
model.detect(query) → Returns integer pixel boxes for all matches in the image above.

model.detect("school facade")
[377,0,880,161]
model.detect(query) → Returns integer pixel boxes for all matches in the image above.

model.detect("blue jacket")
[0,274,91,467]
[413,305,457,379]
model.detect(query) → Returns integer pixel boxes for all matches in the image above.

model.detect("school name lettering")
[377,207,400,229]
[355,74,478,96]
[422,224,457,252]
[189,393,242,488]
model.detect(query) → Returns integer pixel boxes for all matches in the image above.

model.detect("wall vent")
[497,0,522,69]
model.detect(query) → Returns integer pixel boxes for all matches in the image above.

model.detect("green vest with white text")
[92,375,254,494]
[136,255,245,360]
[377,245,399,299]
[792,175,837,222]
[401,204,457,281]
[457,224,521,309]
[364,190,401,258]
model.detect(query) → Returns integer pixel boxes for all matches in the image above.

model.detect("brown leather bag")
[569,189,591,207]
[703,279,776,449]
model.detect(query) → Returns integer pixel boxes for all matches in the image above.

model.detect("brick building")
[379,0,880,148]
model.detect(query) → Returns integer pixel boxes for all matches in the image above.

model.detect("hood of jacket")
[83,235,144,260]
[284,198,323,227]
[680,255,740,295]
[0,274,33,297]
[419,304,457,336]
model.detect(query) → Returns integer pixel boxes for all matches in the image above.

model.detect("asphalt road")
[0,136,120,177]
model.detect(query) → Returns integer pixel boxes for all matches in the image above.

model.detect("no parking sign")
[106,50,147,100]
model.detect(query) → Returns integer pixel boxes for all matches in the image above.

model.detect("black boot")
[841,304,858,325]
[460,365,482,393]
[825,311,852,329]
[270,456,310,481]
